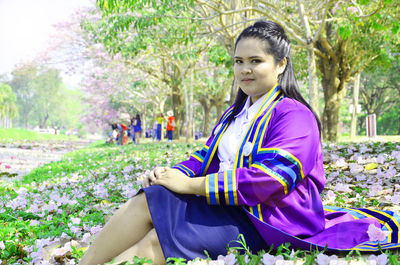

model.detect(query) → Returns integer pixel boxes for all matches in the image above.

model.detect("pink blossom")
[368,185,382,197]
[384,166,396,178]
[275,260,294,265]
[324,190,337,204]
[30,220,40,226]
[71,217,81,225]
[0,241,5,250]
[222,253,236,265]
[90,225,102,235]
[332,1,341,15]
[335,158,347,167]
[369,253,389,265]
[5,165,11,169]
[209,260,225,265]
[350,164,363,174]
[316,253,330,265]
[54,244,72,256]
[376,154,386,164]
[335,183,352,193]
[262,253,276,265]
[10,156,14,159]
[82,233,92,243]
[356,174,367,181]
[347,6,358,14]
[391,194,400,205]
[330,171,340,178]
[367,224,389,242]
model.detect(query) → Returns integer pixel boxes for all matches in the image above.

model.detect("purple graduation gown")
[173,86,400,251]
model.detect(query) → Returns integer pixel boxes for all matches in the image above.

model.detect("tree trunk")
[350,73,360,140]
[306,44,320,116]
[188,72,194,141]
[171,84,183,139]
[199,98,210,137]
[297,0,320,117]
[320,58,345,142]
[40,113,49,128]
[228,79,237,105]
[215,103,223,124]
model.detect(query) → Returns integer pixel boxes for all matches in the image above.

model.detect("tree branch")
[312,0,332,43]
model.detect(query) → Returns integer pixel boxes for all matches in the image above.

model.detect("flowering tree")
[82,5,211,137]
[97,0,399,141]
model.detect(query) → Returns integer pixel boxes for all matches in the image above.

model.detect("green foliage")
[377,103,400,135]
[8,63,84,130]
[0,82,18,119]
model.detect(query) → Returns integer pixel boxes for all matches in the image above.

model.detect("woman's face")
[234,37,286,104]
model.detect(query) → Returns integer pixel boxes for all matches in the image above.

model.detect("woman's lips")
[241,78,254,83]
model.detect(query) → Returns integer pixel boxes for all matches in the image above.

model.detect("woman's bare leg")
[79,193,153,265]
[110,228,165,265]
[135,132,140,143]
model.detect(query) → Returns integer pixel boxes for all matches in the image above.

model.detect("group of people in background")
[152,111,175,142]
[106,111,175,145]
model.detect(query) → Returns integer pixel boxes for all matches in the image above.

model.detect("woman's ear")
[277,57,287,76]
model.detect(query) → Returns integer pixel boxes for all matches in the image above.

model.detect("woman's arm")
[152,167,206,196]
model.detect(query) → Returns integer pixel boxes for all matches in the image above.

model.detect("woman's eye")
[235,59,242,64]
[251,59,261,63]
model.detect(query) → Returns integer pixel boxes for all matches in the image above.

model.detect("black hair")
[136,114,141,123]
[111,123,117,130]
[230,20,321,133]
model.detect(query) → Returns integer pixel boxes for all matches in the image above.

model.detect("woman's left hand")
[152,167,192,194]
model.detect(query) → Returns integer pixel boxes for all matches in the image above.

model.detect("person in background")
[153,120,158,142]
[166,110,176,142]
[130,118,136,144]
[155,113,164,141]
[107,124,118,144]
[134,114,142,144]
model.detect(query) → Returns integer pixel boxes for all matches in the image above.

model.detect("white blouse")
[217,92,269,172]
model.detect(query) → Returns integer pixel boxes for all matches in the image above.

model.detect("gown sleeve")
[204,99,323,206]
[171,138,212,177]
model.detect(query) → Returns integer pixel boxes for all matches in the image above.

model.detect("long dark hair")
[229,20,321,133]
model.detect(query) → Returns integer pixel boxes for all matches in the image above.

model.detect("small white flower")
[243,142,253,156]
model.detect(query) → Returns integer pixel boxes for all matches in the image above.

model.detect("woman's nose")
[241,66,252,74]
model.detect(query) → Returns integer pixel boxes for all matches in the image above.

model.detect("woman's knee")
[126,193,153,224]
[146,228,159,247]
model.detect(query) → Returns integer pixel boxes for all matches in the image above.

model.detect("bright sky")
[0,0,94,83]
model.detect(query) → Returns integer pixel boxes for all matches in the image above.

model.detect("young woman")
[134,114,142,144]
[79,21,399,265]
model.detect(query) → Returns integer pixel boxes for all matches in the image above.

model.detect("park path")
[0,140,92,181]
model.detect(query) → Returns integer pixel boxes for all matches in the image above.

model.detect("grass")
[1,139,400,264]
[0,128,78,143]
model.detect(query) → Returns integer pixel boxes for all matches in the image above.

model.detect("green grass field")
[0,128,78,142]
[1,134,399,263]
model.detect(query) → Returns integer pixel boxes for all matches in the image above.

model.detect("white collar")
[234,92,270,119]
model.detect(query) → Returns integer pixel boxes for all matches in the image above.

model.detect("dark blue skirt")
[142,185,268,260]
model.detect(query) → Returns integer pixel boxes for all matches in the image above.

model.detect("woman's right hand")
[141,167,166,188]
